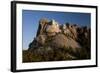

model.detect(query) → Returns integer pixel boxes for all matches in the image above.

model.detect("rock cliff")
[23,18,91,62]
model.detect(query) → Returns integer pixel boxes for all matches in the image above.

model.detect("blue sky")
[22,10,91,50]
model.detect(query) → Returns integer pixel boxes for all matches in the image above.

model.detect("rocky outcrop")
[36,18,49,36]
[50,33,81,49]
[25,18,91,62]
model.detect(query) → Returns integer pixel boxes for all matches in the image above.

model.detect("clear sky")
[22,10,91,50]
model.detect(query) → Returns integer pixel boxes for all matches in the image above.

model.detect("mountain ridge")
[23,18,91,62]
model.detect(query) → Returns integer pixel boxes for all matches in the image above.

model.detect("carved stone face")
[46,19,61,33]
[46,24,61,33]
[63,24,66,29]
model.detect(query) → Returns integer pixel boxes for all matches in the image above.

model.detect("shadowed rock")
[24,18,91,62]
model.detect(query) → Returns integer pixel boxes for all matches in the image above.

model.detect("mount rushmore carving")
[23,18,91,62]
